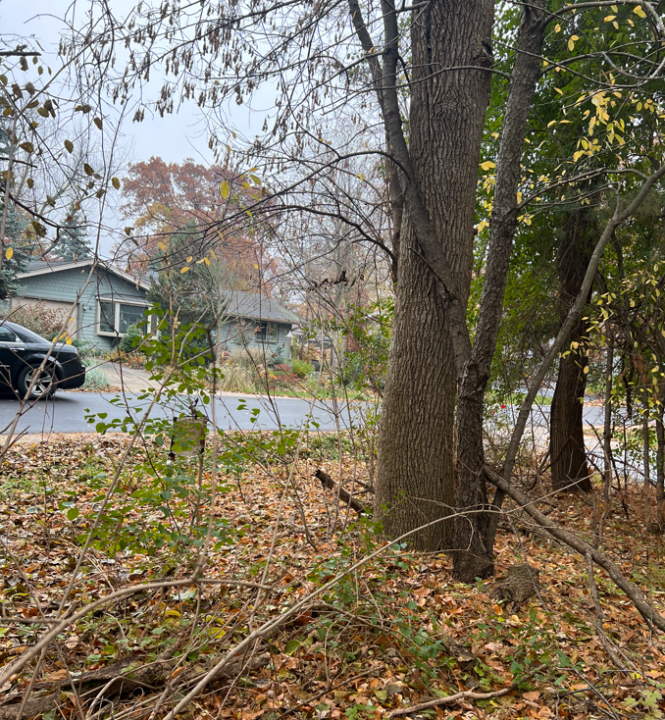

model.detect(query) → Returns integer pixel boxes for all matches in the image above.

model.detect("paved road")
[0,390,611,438]
[0,392,366,437]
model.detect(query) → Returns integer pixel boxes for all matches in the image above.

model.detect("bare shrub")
[3,301,73,339]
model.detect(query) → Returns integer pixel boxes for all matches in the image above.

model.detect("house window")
[254,322,277,343]
[99,302,116,334]
[119,304,147,334]
[97,301,148,337]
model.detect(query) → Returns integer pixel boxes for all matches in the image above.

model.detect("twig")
[387,686,514,719]
[585,553,628,671]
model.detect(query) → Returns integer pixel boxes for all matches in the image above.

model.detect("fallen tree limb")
[387,686,514,719]
[484,466,665,633]
[314,469,370,516]
[0,693,60,720]
[0,653,271,720]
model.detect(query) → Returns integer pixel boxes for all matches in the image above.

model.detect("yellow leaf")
[583,366,589,374]
[66,337,72,345]
[604,15,616,22]
[203,257,210,266]
[253,263,259,269]
[210,249,217,260]
[555,23,561,33]
[158,241,166,250]
[633,6,647,18]
[112,177,120,190]
[5,246,13,260]
[250,174,261,185]
[186,256,193,262]
[555,87,563,95]
[220,181,230,198]
[480,161,496,171]
[181,267,190,274]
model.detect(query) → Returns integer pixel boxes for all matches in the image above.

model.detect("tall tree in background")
[0,124,30,299]
[56,204,91,262]
[120,157,262,289]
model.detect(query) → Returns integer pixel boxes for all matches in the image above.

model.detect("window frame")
[96,299,150,338]
[254,321,277,344]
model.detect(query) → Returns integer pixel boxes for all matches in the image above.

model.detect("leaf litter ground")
[1,434,664,720]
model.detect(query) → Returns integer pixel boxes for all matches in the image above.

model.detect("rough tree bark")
[452,0,549,581]
[550,210,595,493]
[374,0,494,550]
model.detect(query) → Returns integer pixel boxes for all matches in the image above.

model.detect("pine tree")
[57,205,91,262]
[0,124,29,300]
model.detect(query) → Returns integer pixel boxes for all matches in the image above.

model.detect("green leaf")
[284,639,300,655]
[67,507,79,521]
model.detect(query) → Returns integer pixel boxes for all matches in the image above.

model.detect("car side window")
[0,326,18,342]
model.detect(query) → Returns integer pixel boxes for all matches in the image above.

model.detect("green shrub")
[292,359,313,378]
[119,324,143,353]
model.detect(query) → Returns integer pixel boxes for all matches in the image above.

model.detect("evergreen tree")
[57,205,91,262]
[0,125,29,300]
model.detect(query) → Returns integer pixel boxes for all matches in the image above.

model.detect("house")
[6,259,151,351]
[4,260,301,358]
[216,290,301,360]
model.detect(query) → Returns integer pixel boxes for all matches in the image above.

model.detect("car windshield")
[7,324,49,344]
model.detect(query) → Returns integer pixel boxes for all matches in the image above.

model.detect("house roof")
[221,290,300,325]
[17,259,150,291]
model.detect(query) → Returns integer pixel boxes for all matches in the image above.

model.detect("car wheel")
[17,365,57,400]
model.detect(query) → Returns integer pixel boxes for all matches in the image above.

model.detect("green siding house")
[7,260,150,351]
[216,290,302,360]
[4,260,301,357]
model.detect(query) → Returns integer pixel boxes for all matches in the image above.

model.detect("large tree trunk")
[550,211,595,493]
[550,320,592,492]
[375,0,494,550]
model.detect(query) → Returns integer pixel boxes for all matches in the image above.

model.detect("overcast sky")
[1,0,276,258]
[0,0,273,166]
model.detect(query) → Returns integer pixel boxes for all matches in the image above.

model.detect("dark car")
[0,320,86,399]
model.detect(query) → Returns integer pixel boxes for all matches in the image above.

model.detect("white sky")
[1,0,276,257]
[0,0,273,165]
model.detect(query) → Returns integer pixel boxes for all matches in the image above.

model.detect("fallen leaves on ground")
[0,433,664,720]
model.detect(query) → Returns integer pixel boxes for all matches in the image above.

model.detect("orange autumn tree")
[119,156,265,289]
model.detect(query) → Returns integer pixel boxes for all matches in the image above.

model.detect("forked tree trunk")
[376,0,494,550]
[376,245,458,549]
